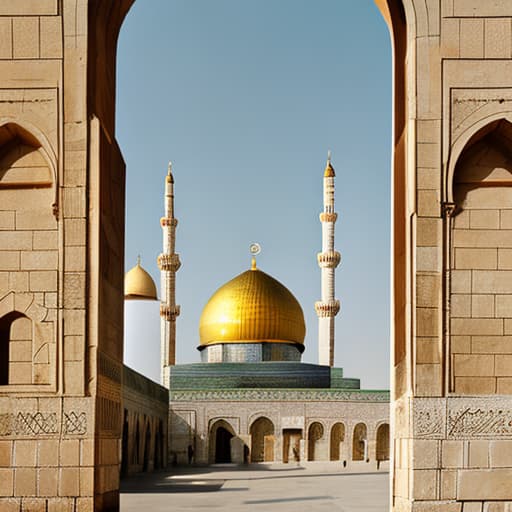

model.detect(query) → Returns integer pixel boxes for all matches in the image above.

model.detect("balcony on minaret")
[160,216,178,228]
[314,300,341,317]
[317,251,341,268]
[160,304,181,321]
[319,212,338,223]
[157,253,181,272]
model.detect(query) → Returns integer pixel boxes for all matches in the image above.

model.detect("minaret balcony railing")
[160,304,181,320]
[158,253,181,271]
[161,217,178,228]
[319,212,338,223]
[317,251,341,268]
[314,300,341,317]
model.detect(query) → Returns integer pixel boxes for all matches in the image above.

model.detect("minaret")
[158,162,181,388]
[315,152,341,367]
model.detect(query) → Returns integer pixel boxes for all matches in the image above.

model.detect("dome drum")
[200,342,303,364]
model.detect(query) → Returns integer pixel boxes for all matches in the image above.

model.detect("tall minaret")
[158,162,181,388]
[315,152,341,367]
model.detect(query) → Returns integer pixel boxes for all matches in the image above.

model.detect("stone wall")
[376,0,512,510]
[122,366,168,476]
[0,1,134,511]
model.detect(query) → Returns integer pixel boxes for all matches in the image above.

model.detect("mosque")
[124,156,390,469]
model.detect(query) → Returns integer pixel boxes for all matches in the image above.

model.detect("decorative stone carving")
[0,412,58,436]
[447,397,512,439]
[171,389,390,402]
[63,411,87,435]
[451,88,512,143]
[413,398,446,439]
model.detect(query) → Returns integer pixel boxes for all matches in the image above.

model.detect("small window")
[0,311,28,385]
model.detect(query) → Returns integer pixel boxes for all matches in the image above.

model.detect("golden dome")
[199,266,306,348]
[124,258,158,300]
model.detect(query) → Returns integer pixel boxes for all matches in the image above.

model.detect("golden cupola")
[199,260,306,352]
[124,257,158,300]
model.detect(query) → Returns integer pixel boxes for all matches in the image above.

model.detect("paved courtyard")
[121,464,389,512]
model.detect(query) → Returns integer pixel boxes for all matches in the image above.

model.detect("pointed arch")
[307,422,325,461]
[0,311,29,385]
[376,423,390,462]
[352,423,368,461]
[0,120,58,214]
[447,114,512,204]
[250,417,274,463]
[209,419,235,464]
[330,422,345,461]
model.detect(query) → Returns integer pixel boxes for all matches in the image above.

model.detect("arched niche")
[250,417,274,463]
[376,423,390,462]
[352,423,368,461]
[307,422,325,462]
[0,311,30,385]
[330,422,345,461]
[448,119,512,395]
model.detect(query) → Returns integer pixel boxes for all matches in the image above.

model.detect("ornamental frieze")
[170,389,389,402]
[0,411,88,437]
[413,397,512,440]
[447,397,512,439]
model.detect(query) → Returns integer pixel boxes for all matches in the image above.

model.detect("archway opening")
[307,422,324,462]
[352,423,368,462]
[209,420,235,464]
[143,422,151,471]
[0,311,30,385]
[330,422,345,461]
[133,420,140,466]
[250,417,274,463]
[376,423,390,462]
[121,409,129,477]
[215,427,233,463]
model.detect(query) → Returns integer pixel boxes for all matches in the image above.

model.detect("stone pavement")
[121,463,389,511]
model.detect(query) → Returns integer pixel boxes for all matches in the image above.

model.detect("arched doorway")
[215,427,233,463]
[121,409,129,477]
[352,423,368,462]
[307,422,324,461]
[330,422,345,461]
[142,421,151,472]
[154,419,164,470]
[250,417,274,463]
[376,423,390,463]
[209,420,235,463]
[133,418,141,466]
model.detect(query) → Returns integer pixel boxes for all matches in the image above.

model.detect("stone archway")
[209,420,235,464]
[250,417,275,463]
[330,422,345,461]
[376,423,389,463]
[307,422,325,461]
[352,423,368,462]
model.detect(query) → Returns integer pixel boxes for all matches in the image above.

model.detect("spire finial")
[137,254,141,266]
[166,161,174,183]
[324,151,335,177]
[249,243,261,270]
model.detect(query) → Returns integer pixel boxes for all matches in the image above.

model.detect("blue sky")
[118,0,392,389]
